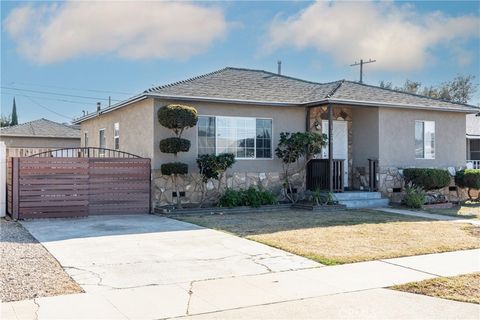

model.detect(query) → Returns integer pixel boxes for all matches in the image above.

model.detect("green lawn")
[423,203,480,220]
[172,209,480,265]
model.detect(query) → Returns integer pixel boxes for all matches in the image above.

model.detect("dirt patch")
[392,273,480,304]
[0,219,83,302]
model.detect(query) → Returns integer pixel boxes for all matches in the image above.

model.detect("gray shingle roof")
[144,67,478,112]
[0,118,80,138]
[146,67,340,104]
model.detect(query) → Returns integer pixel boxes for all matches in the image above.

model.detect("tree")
[0,114,11,127]
[158,104,198,208]
[379,75,478,104]
[275,132,326,203]
[11,97,18,126]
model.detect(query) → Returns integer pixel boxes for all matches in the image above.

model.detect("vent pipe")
[96,102,101,112]
[277,60,282,75]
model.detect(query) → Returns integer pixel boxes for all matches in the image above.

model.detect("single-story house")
[74,67,479,206]
[466,113,480,169]
[0,118,80,157]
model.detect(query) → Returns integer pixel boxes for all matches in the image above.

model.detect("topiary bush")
[455,169,480,200]
[403,185,426,208]
[403,168,450,191]
[159,137,190,154]
[161,162,188,176]
[218,187,278,208]
[158,104,198,136]
[157,104,198,208]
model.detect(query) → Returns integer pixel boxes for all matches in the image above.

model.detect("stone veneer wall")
[308,106,353,187]
[153,169,306,207]
[377,166,470,203]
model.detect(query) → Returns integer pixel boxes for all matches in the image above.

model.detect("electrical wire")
[2,91,94,105]
[7,81,134,96]
[1,86,122,102]
[22,95,75,120]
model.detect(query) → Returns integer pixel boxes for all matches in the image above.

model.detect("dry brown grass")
[174,209,480,265]
[392,273,480,304]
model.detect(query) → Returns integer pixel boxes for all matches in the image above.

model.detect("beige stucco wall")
[378,108,466,168]
[351,107,379,168]
[0,136,79,148]
[153,99,306,172]
[79,98,155,159]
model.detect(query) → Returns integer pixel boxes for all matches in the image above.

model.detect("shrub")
[157,104,198,134]
[218,187,278,208]
[403,168,450,191]
[307,189,335,205]
[455,169,480,200]
[403,185,426,208]
[160,137,190,154]
[161,162,188,176]
[197,153,235,183]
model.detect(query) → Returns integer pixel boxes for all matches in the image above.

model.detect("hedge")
[160,137,191,154]
[161,162,188,176]
[455,169,480,200]
[403,168,450,191]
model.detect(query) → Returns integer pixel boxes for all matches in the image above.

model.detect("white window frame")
[84,131,88,147]
[197,115,274,160]
[415,120,435,159]
[113,122,120,150]
[99,128,106,156]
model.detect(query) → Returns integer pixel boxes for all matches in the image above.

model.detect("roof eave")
[0,134,80,139]
[305,98,479,113]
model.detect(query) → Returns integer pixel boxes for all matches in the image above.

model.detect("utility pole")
[350,58,376,84]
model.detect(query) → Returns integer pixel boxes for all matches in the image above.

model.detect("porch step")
[333,192,382,201]
[333,192,389,209]
[336,198,390,209]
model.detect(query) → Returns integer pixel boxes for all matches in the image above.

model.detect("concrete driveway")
[4,215,479,319]
[21,214,319,292]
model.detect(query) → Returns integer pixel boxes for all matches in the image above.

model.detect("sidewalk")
[3,249,479,320]
[373,207,480,226]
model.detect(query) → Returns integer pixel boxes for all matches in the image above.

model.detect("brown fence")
[8,157,151,219]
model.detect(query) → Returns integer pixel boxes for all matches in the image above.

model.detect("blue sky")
[1,1,479,123]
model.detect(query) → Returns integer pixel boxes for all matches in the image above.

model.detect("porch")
[306,104,381,194]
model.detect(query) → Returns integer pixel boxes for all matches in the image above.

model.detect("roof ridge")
[342,80,479,109]
[144,67,229,93]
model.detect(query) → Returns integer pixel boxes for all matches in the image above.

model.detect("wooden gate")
[7,149,151,219]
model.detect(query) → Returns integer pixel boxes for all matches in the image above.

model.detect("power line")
[2,91,94,105]
[350,58,376,84]
[1,86,122,102]
[7,81,135,96]
[21,95,75,120]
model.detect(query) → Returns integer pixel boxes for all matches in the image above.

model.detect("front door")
[321,120,348,187]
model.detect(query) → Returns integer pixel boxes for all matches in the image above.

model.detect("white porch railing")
[467,160,480,169]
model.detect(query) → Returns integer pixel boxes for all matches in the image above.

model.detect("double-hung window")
[113,123,120,150]
[198,116,272,159]
[415,120,435,159]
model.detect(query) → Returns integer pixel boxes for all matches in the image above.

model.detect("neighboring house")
[74,67,479,205]
[0,118,80,157]
[466,114,480,169]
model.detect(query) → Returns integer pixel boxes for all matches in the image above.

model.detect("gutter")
[0,135,80,139]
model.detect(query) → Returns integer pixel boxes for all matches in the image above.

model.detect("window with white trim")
[198,116,272,159]
[84,132,88,147]
[99,128,106,147]
[415,120,435,159]
[113,122,120,150]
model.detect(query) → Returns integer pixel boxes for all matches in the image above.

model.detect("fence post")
[11,157,19,220]
[0,142,6,217]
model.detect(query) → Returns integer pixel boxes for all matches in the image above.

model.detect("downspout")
[305,106,310,132]
[328,104,333,192]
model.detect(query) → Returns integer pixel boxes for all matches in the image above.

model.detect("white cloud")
[4,1,227,64]
[265,1,480,71]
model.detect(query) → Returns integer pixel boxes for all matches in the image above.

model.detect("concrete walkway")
[2,215,480,319]
[374,207,480,226]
